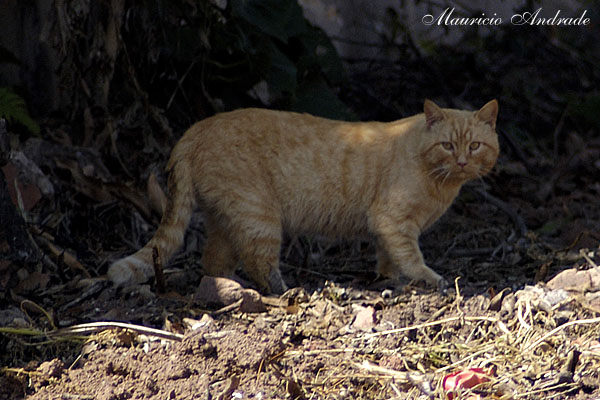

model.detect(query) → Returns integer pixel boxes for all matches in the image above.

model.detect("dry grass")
[266,273,600,399]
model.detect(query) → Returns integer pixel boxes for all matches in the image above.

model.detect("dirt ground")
[1,128,600,399]
[0,95,600,399]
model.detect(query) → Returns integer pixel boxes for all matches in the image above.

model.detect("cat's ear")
[424,99,446,128]
[476,99,499,129]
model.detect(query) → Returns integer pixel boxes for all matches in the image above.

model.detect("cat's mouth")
[428,164,479,183]
[454,171,470,181]
[433,169,471,185]
[452,168,478,180]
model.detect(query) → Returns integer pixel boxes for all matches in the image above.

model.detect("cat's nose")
[457,161,468,168]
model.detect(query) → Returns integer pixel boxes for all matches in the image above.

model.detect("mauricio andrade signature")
[423,7,590,26]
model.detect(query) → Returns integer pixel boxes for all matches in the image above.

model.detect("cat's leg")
[375,242,396,278]
[236,226,287,294]
[226,205,287,294]
[201,214,239,278]
[373,215,446,290]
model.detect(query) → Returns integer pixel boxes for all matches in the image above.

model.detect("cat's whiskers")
[440,168,453,186]
[427,166,448,181]
[426,163,460,186]
[475,165,489,179]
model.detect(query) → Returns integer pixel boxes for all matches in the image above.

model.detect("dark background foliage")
[1,0,598,160]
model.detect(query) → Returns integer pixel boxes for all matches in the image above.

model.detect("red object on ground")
[442,367,494,399]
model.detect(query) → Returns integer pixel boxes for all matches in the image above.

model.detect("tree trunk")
[0,0,125,122]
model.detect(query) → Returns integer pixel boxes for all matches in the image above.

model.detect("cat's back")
[171,108,356,182]
[179,108,340,149]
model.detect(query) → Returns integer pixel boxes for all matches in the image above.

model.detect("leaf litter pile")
[1,110,600,400]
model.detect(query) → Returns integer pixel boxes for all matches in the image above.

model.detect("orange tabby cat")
[108,99,499,293]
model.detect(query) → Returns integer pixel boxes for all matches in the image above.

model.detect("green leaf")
[0,88,40,135]
[230,0,307,41]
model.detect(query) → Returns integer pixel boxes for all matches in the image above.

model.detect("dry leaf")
[46,241,91,278]
[15,271,50,293]
[2,161,42,211]
[352,305,376,332]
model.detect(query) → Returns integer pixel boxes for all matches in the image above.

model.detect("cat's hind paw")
[108,254,155,287]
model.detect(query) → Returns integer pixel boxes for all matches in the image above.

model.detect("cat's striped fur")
[108,99,499,293]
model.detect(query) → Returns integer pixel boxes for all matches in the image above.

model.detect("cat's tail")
[107,156,195,286]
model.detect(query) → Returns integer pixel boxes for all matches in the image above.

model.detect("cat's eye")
[441,142,454,151]
[469,142,481,151]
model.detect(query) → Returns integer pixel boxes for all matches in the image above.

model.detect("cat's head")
[420,99,499,184]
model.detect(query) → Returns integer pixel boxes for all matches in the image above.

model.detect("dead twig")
[212,299,244,315]
[523,317,600,353]
[152,246,166,293]
[58,280,108,313]
[356,360,435,397]
[360,315,510,340]
[579,248,599,269]
[50,321,184,341]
